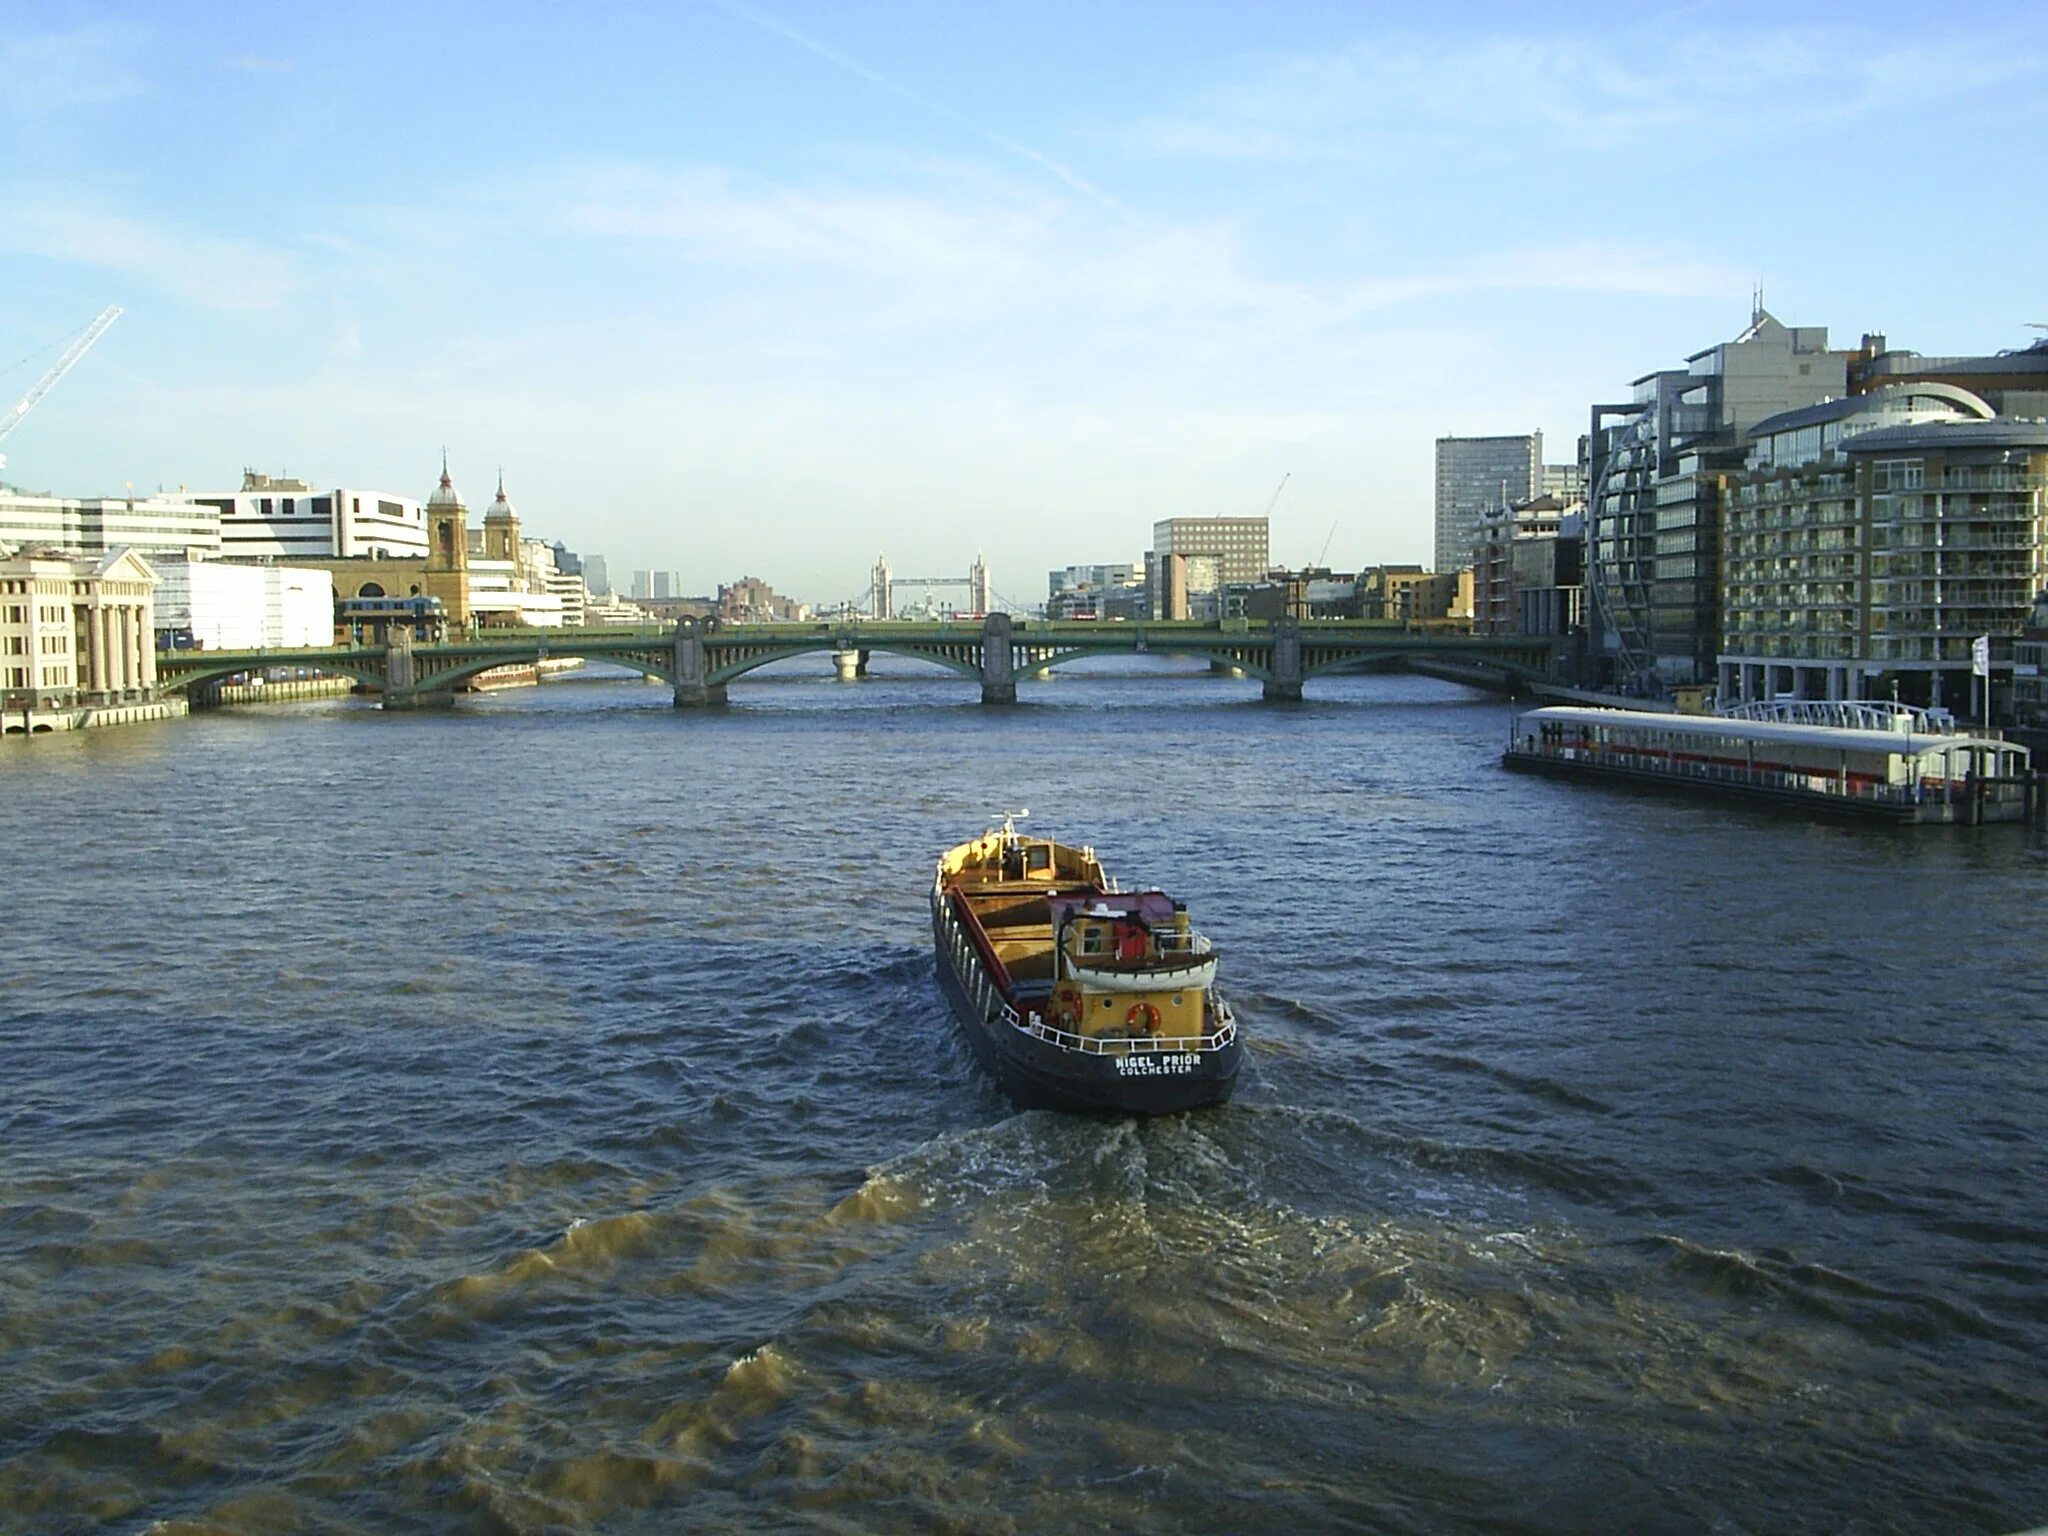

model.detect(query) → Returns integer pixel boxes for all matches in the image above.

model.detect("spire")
[428,450,464,509]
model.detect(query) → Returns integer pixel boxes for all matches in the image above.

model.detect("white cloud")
[1122,24,2044,162]
[0,194,297,312]
[0,22,149,114]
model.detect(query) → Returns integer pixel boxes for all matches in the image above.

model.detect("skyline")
[3,1,2046,604]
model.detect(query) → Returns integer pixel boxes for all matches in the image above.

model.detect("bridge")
[154,616,1560,710]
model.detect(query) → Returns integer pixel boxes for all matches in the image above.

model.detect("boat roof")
[1518,705,2020,757]
[1049,891,1177,923]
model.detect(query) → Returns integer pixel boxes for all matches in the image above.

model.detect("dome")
[427,451,464,509]
[486,470,518,521]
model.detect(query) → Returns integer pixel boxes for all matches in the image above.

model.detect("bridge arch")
[707,640,981,686]
[1017,644,1274,683]
[158,656,390,695]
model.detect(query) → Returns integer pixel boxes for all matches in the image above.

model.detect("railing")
[1000,996,1238,1056]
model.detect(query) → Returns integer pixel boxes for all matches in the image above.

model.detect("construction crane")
[1261,472,1289,520]
[1315,521,1338,569]
[0,305,122,472]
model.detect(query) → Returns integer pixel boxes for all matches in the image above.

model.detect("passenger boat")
[1503,704,2036,824]
[930,814,1242,1114]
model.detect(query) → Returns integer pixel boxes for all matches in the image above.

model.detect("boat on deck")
[930,813,1242,1114]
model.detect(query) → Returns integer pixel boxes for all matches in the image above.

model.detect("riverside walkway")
[154,616,1559,709]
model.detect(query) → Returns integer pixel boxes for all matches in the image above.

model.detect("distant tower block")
[871,556,893,620]
[969,553,991,615]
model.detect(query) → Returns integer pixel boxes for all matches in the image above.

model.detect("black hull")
[1501,749,1922,823]
[932,896,1242,1115]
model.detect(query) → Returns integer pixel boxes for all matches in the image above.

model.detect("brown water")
[3,663,2044,1533]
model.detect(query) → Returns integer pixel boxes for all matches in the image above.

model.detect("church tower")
[422,453,471,626]
[484,470,523,577]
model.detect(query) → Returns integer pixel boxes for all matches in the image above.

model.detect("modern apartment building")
[1586,309,1854,688]
[184,472,430,560]
[1434,434,1541,576]
[1720,384,2048,709]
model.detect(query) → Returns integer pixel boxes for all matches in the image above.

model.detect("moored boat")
[930,813,1242,1114]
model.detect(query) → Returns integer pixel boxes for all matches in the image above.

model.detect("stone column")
[673,619,726,707]
[141,604,157,689]
[114,605,133,694]
[129,606,146,694]
[1263,617,1303,703]
[88,603,108,697]
[980,613,1016,705]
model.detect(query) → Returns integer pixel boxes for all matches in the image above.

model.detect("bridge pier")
[980,614,1016,705]
[673,620,728,708]
[381,630,454,710]
[1263,618,1303,703]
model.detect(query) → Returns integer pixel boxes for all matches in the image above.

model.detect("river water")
[2,662,2044,1535]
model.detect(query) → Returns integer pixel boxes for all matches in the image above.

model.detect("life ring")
[1125,1002,1162,1036]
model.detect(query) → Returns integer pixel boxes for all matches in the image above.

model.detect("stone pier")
[1263,617,1303,702]
[980,613,1017,705]
[673,620,728,708]
[381,629,452,709]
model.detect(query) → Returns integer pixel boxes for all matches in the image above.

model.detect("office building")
[1586,309,1855,688]
[183,472,430,560]
[1471,494,1582,637]
[1435,434,1541,576]
[0,488,220,561]
[1150,517,1269,618]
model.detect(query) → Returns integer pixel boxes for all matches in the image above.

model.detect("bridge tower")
[870,556,892,620]
[968,553,991,615]
[422,453,471,627]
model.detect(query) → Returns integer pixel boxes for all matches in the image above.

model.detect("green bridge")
[154,616,1560,709]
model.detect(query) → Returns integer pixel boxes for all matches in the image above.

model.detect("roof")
[1842,418,2048,454]
[1518,706,2017,758]
[1747,382,1992,439]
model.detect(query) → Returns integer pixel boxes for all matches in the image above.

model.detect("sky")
[3,0,2044,606]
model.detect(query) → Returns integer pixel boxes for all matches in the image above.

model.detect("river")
[2,661,2044,1534]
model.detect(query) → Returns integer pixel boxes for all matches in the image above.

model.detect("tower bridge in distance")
[153,617,1560,710]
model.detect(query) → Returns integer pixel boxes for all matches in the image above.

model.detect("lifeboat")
[930,813,1242,1115]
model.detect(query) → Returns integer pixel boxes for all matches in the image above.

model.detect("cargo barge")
[931,815,1241,1114]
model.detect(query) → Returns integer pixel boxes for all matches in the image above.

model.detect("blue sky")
[3,0,2044,603]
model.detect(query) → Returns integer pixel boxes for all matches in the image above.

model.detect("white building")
[0,487,221,560]
[152,560,335,650]
[183,471,431,559]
